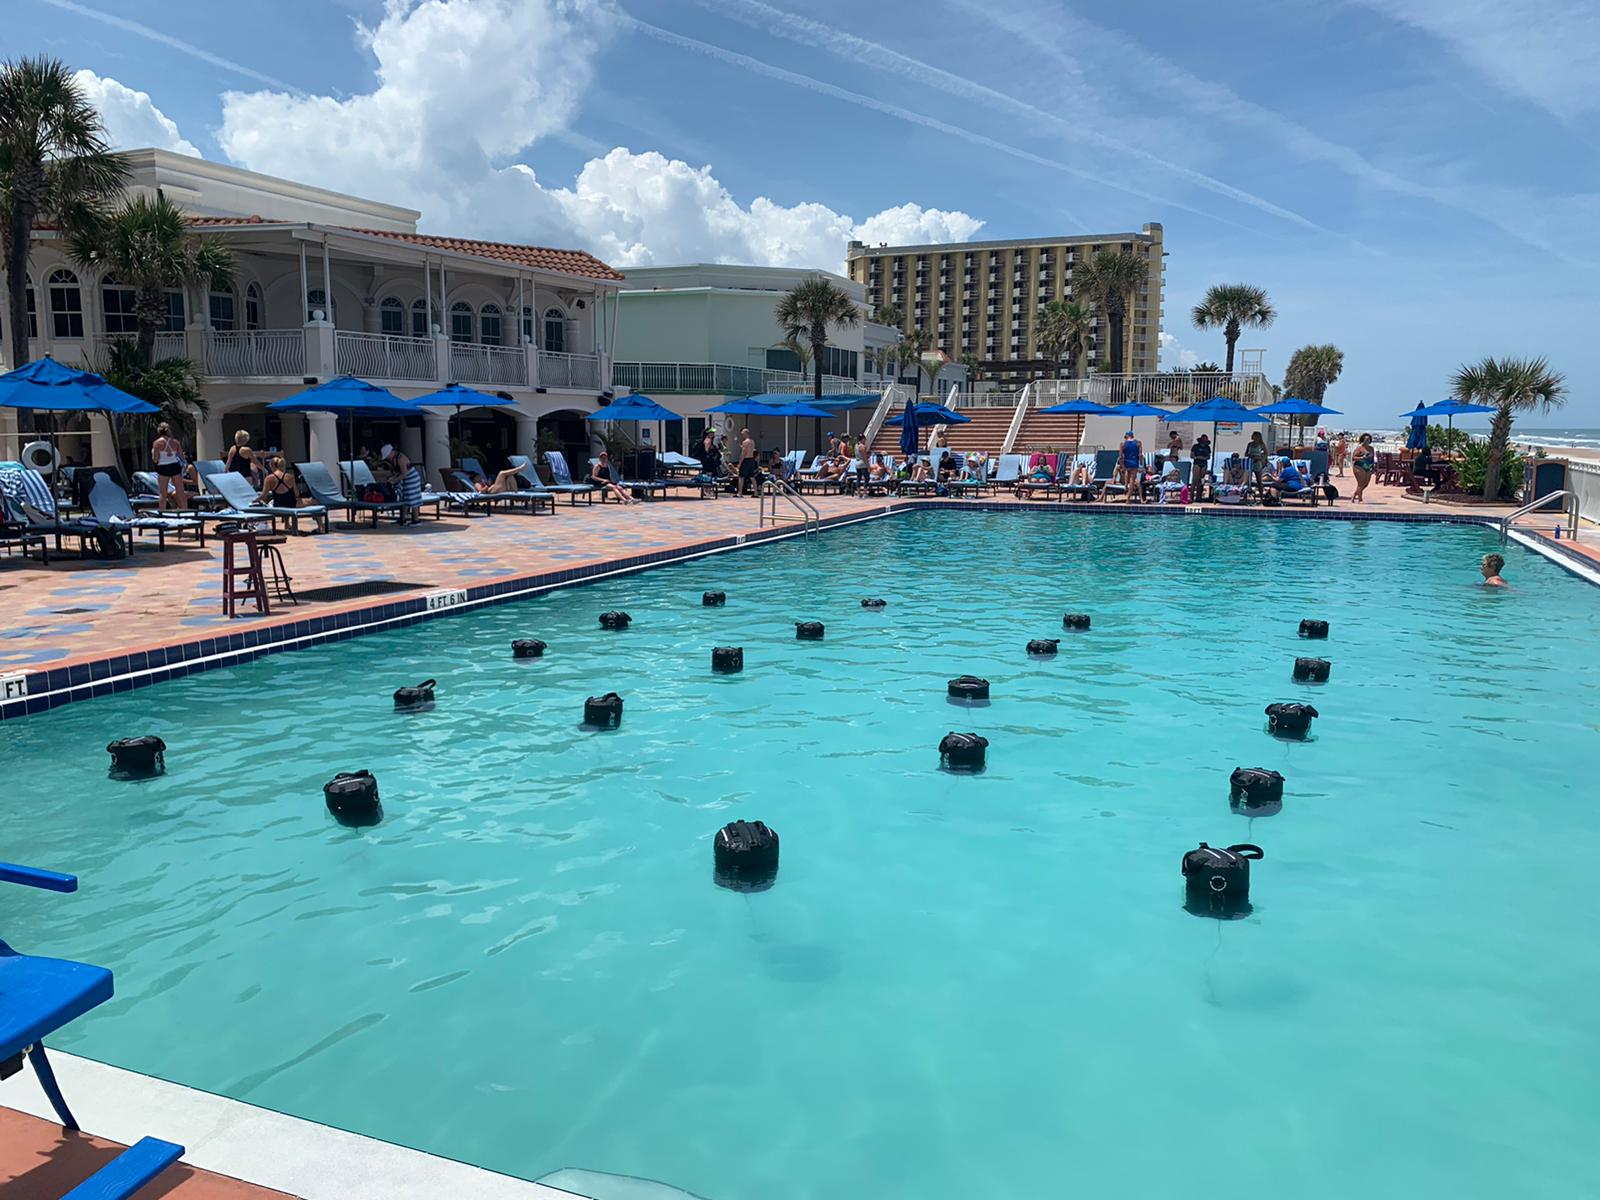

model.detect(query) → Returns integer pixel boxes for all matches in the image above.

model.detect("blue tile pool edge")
[2,503,1586,722]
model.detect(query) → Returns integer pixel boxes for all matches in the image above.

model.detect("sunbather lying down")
[476,468,530,494]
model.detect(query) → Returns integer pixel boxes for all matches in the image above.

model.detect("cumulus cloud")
[1159,331,1199,370]
[214,0,979,270]
[73,69,200,157]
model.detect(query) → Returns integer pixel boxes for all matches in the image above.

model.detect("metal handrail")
[1500,489,1577,544]
[1001,382,1032,455]
[760,475,819,536]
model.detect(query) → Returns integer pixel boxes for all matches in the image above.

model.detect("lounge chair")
[441,466,554,514]
[794,459,848,494]
[1091,449,1129,500]
[2,861,186,1199]
[296,461,410,525]
[0,463,110,557]
[583,457,667,501]
[205,471,330,534]
[87,472,203,549]
[542,452,600,505]
[1055,453,1099,501]
[947,456,996,498]
[506,454,583,509]
[1012,452,1063,500]
[991,454,1026,491]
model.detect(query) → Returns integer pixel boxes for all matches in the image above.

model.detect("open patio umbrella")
[1038,397,1113,463]
[897,391,922,461]
[0,356,159,486]
[268,375,422,498]
[1164,395,1269,468]
[883,402,971,426]
[1406,398,1497,447]
[585,393,682,468]
[413,382,520,473]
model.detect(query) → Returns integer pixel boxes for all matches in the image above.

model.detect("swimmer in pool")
[1480,553,1507,587]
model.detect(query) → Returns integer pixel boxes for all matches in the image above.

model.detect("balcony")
[208,330,306,377]
[335,331,434,381]
[538,351,600,390]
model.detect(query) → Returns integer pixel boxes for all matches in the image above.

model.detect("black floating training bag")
[1182,842,1263,901]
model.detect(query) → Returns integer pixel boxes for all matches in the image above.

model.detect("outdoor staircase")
[870,407,1014,457]
[1012,411,1087,454]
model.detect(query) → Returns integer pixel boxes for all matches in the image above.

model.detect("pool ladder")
[1499,489,1578,545]
[760,476,819,536]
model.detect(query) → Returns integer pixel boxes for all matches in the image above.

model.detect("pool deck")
[1,479,1593,720]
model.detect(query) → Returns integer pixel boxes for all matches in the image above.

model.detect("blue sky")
[14,0,1599,427]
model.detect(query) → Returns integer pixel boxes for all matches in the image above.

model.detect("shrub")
[1456,439,1523,498]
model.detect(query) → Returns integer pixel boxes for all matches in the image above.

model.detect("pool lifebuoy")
[22,440,58,475]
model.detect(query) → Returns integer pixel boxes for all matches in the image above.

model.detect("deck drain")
[293,581,431,603]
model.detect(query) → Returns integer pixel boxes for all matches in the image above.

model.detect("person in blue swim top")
[1119,430,1142,503]
[1278,459,1305,490]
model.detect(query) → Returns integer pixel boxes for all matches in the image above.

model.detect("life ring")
[22,440,58,475]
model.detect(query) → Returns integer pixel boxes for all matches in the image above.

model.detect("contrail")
[42,0,301,93]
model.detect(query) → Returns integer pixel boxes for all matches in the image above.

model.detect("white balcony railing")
[76,332,189,373]
[336,331,436,381]
[540,350,600,390]
[205,329,305,378]
[450,342,528,386]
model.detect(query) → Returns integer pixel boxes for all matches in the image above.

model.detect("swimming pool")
[4,512,1598,1199]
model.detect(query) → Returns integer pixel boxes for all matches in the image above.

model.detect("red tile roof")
[34,214,622,282]
[343,227,624,282]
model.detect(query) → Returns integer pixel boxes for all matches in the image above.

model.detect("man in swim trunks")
[1119,430,1142,503]
[1480,553,1507,587]
[737,427,757,496]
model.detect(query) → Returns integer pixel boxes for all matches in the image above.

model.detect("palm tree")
[1191,283,1275,374]
[1035,300,1071,378]
[1044,300,1093,378]
[0,56,127,373]
[1451,355,1567,500]
[869,344,894,383]
[1282,344,1344,403]
[69,193,231,367]
[780,334,813,381]
[1076,250,1147,374]
[776,276,861,403]
[897,328,932,393]
[919,351,945,399]
[99,337,206,478]
[958,351,982,385]
[875,304,903,327]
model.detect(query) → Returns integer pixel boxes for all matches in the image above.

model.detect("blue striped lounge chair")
[542,451,601,504]
[205,471,330,534]
[296,460,410,525]
[87,473,202,549]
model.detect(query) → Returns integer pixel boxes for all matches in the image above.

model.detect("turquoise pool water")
[4,513,1599,1199]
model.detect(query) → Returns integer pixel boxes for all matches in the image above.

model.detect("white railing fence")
[448,342,527,386]
[206,330,305,377]
[541,351,601,390]
[612,361,862,397]
[336,331,436,381]
[863,384,908,444]
[1566,459,1600,527]
[1002,383,1033,454]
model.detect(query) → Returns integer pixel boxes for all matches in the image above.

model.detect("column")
[422,412,450,483]
[305,318,337,379]
[88,414,118,465]
[279,416,308,464]
[399,421,423,470]
[195,413,225,462]
[515,413,538,461]
[307,411,340,477]
[433,330,451,384]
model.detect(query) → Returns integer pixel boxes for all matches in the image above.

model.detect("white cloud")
[1346,0,1600,119]
[1159,331,1199,371]
[212,0,978,270]
[73,69,200,157]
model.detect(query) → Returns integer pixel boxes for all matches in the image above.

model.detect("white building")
[0,148,623,480]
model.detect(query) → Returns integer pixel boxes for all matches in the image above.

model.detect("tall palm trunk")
[1109,298,1127,373]
[810,322,825,403]
[1224,319,1239,374]
[1482,402,1513,501]
[135,286,166,367]
[6,181,41,432]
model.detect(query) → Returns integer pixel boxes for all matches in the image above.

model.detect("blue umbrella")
[705,398,792,416]
[883,402,972,426]
[898,391,921,460]
[414,383,520,473]
[1163,395,1268,423]
[269,375,423,497]
[1256,397,1342,449]
[1403,402,1429,450]
[1038,397,1113,461]
[0,356,157,414]
[1406,398,1497,449]
[586,393,683,464]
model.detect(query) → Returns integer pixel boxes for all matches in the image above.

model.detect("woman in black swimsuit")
[225,430,259,485]
[257,457,299,507]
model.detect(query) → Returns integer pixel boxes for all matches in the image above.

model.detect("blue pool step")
[60,1136,185,1199]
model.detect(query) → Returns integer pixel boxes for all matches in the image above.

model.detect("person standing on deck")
[1119,430,1143,504]
[737,428,757,497]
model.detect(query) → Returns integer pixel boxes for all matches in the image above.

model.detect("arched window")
[48,269,83,339]
[245,283,262,331]
[306,288,327,322]
[449,301,474,344]
[542,307,565,353]
[521,305,533,343]
[379,296,405,336]
[101,274,138,335]
[411,298,430,337]
[479,303,502,346]
[209,288,236,332]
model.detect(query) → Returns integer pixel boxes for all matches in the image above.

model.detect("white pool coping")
[7,1050,581,1199]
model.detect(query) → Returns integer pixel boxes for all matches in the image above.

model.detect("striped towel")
[397,465,423,507]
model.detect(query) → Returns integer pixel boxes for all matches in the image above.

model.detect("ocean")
[1511,428,1600,452]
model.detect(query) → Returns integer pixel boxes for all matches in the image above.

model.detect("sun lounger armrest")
[60,1136,185,1200]
[0,862,78,893]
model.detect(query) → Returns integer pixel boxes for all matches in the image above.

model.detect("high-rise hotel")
[846,224,1164,385]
